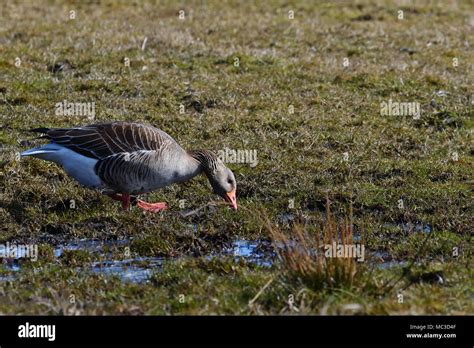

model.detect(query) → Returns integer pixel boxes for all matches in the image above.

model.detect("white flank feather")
[21,144,103,189]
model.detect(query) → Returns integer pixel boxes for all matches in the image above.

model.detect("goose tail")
[20,144,61,159]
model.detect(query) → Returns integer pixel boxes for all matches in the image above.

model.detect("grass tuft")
[265,194,361,290]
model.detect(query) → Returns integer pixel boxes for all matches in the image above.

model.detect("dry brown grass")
[264,194,361,289]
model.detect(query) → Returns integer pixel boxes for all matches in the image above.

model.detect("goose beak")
[224,189,237,210]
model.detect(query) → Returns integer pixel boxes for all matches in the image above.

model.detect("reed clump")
[265,196,363,290]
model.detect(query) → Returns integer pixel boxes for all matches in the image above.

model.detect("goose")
[20,121,237,212]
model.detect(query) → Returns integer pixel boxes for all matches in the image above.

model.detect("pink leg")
[136,199,168,213]
[107,193,131,211]
[121,193,131,211]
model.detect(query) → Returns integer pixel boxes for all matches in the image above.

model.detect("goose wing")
[31,121,177,160]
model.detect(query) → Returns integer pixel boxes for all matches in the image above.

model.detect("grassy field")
[0,0,472,315]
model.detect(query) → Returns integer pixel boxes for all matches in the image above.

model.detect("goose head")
[208,164,237,210]
[189,150,238,210]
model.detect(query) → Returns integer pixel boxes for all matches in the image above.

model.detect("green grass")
[0,0,472,315]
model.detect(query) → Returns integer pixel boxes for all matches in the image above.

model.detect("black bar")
[0,315,471,345]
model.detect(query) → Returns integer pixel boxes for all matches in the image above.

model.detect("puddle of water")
[91,257,163,283]
[54,239,161,283]
[227,239,275,267]
[0,238,276,283]
[0,233,411,283]
[277,213,295,225]
[0,239,159,283]
[370,251,407,270]
[0,260,20,281]
[376,260,408,270]
[53,239,128,257]
[383,222,432,234]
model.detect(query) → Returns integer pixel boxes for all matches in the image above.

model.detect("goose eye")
[227,179,233,184]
